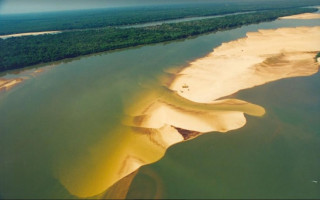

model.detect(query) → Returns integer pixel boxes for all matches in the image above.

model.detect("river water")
[120,11,255,28]
[0,17,319,198]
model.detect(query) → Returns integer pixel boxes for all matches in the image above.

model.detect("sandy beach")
[0,31,62,39]
[170,26,320,103]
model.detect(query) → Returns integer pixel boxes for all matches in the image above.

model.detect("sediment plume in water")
[56,86,265,198]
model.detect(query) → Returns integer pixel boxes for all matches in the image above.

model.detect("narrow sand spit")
[279,13,320,19]
[0,31,61,39]
[170,26,320,103]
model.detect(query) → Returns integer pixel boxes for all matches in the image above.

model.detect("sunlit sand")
[170,26,320,103]
[124,93,265,133]
[0,31,61,39]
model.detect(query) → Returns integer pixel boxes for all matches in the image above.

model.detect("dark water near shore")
[0,17,319,198]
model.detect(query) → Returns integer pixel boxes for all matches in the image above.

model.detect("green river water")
[0,17,319,199]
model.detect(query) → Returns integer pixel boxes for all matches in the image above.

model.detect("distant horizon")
[0,0,227,14]
[1,0,319,15]
[0,4,183,16]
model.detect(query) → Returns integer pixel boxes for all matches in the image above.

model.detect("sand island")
[56,26,320,198]
[170,26,320,103]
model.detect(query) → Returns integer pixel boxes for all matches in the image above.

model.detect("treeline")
[0,8,317,72]
[0,0,319,35]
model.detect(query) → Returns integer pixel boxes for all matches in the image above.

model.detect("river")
[0,16,319,199]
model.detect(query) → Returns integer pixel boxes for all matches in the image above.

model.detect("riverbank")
[0,8,316,73]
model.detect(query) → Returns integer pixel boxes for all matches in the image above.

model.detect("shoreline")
[1,8,316,73]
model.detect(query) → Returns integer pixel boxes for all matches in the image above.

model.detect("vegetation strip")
[0,8,317,72]
[1,0,319,35]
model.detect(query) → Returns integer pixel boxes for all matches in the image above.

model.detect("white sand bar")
[170,26,320,103]
[0,31,62,39]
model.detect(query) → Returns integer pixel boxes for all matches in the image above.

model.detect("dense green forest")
[0,0,319,35]
[0,8,317,72]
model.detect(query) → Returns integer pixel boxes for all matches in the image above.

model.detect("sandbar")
[170,26,320,103]
[55,26,320,198]
[121,26,320,191]
[0,31,62,39]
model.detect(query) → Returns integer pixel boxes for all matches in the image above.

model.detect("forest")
[0,0,319,35]
[0,7,317,72]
